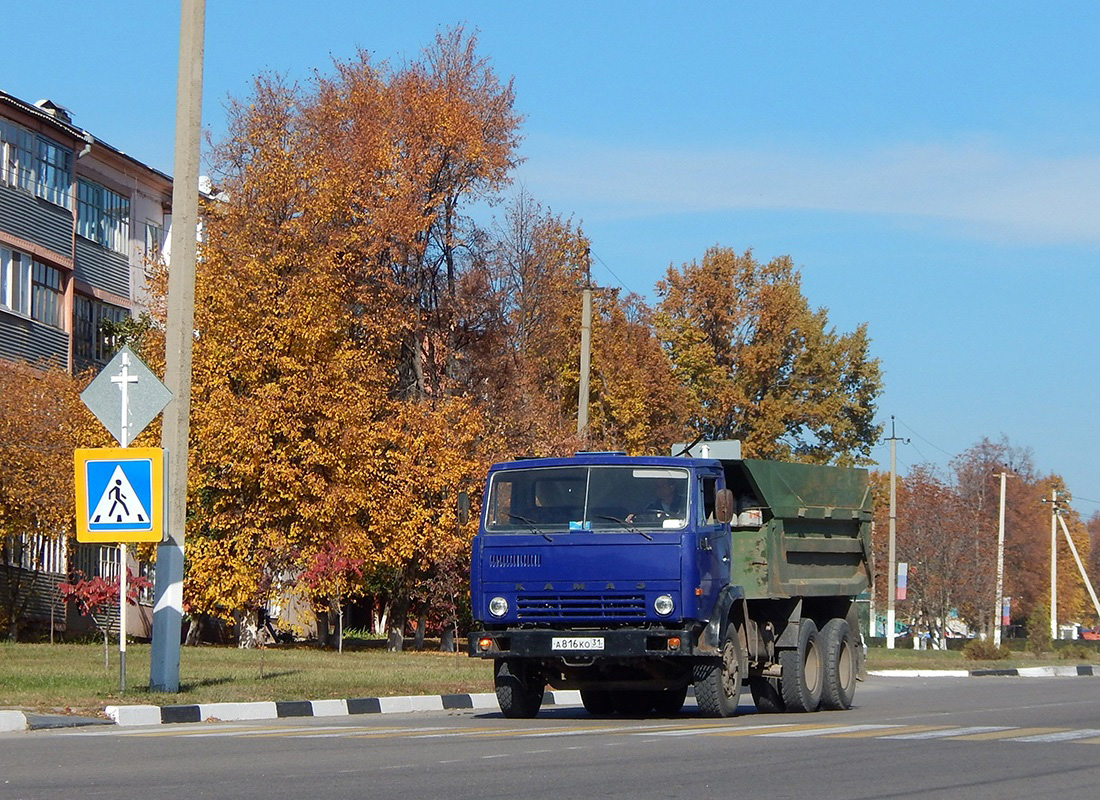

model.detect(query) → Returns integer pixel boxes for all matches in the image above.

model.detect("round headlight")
[653,594,675,616]
[488,596,509,617]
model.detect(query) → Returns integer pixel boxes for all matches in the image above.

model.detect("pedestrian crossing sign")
[75,448,165,542]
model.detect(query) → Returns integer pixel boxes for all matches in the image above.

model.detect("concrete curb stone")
[92,689,581,728]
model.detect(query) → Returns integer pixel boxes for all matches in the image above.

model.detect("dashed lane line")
[1007,729,1100,743]
[951,727,1064,741]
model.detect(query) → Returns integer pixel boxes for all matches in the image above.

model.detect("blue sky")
[5,2,1099,513]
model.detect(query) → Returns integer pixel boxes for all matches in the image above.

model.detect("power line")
[894,418,955,458]
[590,251,635,296]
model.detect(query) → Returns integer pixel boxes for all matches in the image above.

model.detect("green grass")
[1,640,1096,718]
[0,641,493,716]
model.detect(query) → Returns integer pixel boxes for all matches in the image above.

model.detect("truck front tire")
[693,623,743,717]
[494,659,545,718]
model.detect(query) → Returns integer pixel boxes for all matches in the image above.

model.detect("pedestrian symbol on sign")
[90,466,149,525]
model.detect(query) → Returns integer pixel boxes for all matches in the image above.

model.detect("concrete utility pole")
[576,249,593,437]
[1056,512,1100,622]
[1048,489,1059,641]
[885,417,908,649]
[150,0,205,692]
[992,469,1012,647]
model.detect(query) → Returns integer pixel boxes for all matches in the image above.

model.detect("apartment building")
[1,89,172,639]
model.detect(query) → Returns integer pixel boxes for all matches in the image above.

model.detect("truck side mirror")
[715,489,735,524]
[457,491,470,526]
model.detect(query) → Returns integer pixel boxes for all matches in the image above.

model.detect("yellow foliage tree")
[0,362,87,638]
[167,27,519,647]
[656,246,882,464]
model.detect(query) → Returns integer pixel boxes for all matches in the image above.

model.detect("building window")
[1,246,31,316]
[1,246,63,326]
[77,179,129,254]
[32,259,63,328]
[144,220,165,260]
[74,294,128,364]
[36,138,73,207]
[0,119,73,208]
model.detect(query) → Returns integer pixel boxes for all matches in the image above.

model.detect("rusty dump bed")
[725,459,873,600]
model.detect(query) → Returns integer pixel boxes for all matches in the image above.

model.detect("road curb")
[99,689,583,728]
[869,665,1099,678]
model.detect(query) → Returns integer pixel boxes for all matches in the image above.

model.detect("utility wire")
[894,417,955,458]
[590,251,635,296]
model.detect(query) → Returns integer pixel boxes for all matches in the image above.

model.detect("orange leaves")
[0,362,87,537]
[656,246,882,464]
[173,27,520,621]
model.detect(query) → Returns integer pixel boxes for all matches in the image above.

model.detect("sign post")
[78,345,171,693]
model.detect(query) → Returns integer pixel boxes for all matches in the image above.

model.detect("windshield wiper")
[596,515,653,540]
[508,513,552,541]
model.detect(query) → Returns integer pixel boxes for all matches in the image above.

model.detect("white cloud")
[516,137,1100,245]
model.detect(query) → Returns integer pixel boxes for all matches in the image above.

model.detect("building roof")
[0,89,172,185]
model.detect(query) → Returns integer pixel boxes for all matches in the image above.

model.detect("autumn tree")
[169,27,519,648]
[471,191,690,457]
[0,362,86,639]
[893,464,977,646]
[655,246,881,464]
[57,567,152,666]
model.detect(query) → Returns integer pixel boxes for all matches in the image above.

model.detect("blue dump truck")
[467,441,873,718]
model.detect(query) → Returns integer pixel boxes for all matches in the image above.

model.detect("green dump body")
[726,459,873,601]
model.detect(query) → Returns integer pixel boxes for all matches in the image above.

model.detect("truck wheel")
[820,618,857,710]
[779,619,823,713]
[651,686,688,715]
[693,623,743,717]
[581,689,614,715]
[611,690,653,715]
[494,659,544,718]
[748,677,785,713]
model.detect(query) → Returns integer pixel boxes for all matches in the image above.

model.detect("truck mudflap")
[469,626,706,659]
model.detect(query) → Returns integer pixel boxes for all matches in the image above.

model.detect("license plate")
[552,636,604,651]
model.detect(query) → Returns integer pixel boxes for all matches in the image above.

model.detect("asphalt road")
[3,675,1099,800]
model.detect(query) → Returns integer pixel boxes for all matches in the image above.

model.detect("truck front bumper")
[468,625,710,659]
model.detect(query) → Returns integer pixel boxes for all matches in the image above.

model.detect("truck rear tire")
[581,689,614,715]
[611,691,655,715]
[820,618,857,710]
[749,677,785,713]
[693,623,743,717]
[651,686,688,715]
[494,659,544,718]
[779,619,823,713]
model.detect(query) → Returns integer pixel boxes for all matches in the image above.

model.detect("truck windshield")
[485,466,689,532]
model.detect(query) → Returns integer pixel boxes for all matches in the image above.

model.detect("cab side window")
[698,476,718,524]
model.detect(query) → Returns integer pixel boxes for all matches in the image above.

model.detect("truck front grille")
[516,594,646,620]
[489,553,542,568]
